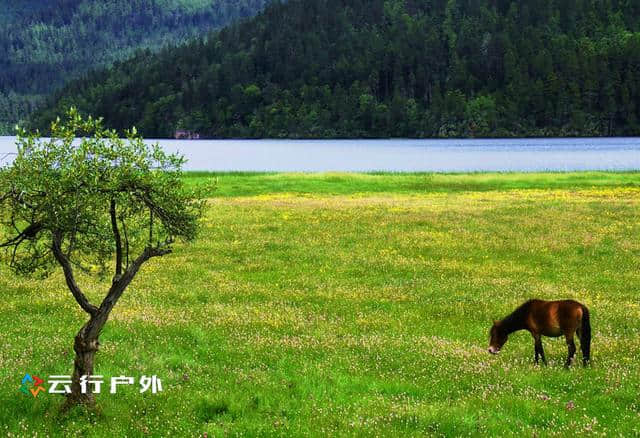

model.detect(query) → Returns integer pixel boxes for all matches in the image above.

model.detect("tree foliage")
[29,0,640,138]
[1,108,202,277]
[0,108,204,407]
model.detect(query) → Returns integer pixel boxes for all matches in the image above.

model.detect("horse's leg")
[534,334,546,366]
[564,332,576,368]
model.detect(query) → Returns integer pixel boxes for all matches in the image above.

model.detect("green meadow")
[1,172,639,436]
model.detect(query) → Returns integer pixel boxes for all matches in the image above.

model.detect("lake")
[1,136,640,172]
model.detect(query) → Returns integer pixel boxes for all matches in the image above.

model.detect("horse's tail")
[580,304,591,364]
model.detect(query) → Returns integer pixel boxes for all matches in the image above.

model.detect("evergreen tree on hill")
[28,0,640,138]
[0,0,272,133]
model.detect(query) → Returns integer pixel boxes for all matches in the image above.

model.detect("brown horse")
[488,299,591,367]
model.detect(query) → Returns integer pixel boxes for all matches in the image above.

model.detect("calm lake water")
[1,136,640,172]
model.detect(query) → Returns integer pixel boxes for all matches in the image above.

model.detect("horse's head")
[488,320,508,354]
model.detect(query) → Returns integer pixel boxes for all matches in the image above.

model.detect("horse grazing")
[488,299,591,367]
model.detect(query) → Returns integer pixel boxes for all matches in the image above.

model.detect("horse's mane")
[500,299,534,333]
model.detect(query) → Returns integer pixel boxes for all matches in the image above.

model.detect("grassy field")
[1,172,639,436]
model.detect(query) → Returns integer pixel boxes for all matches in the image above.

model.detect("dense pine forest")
[0,0,270,134]
[29,0,640,138]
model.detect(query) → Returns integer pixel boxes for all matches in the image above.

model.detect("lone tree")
[0,109,203,409]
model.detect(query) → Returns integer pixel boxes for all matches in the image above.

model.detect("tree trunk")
[58,246,169,411]
[63,321,100,410]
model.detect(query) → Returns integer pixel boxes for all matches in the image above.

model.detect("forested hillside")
[0,0,270,133]
[30,0,640,138]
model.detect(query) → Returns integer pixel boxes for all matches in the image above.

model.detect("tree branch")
[86,245,171,340]
[121,215,130,269]
[102,245,170,310]
[51,234,98,316]
[110,199,123,279]
[0,222,43,249]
